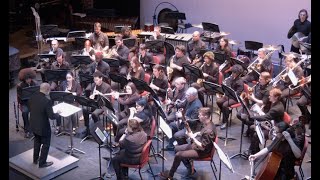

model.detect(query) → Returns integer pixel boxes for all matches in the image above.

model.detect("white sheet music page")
[95,127,107,143]
[53,102,82,117]
[159,116,172,138]
[288,69,298,86]
[214,142,233,171]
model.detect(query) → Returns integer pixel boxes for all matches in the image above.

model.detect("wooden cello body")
[255,151,282,180]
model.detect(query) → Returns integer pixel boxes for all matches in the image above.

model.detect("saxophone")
[167,56,175,81]
[196,63,205,86]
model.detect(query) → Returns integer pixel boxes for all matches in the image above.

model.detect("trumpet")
[288,75,311,90]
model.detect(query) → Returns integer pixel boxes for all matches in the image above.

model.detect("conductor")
[29,83,61,168]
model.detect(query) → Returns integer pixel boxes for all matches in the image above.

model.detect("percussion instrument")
[144,23,154,32]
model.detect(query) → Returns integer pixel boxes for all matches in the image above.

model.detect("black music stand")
[182,64,204,84]
[145,39,165,53]
[89,121,110,180]
[244,41,263,59]
[38,53,56,59]
[230,94,250,160]
[131,77,160,102]
[230,57,248,70]
[202,81,224,108]
[102,58,120,68]
[71,55,92,66]
[160,26,175,35]
[109,72,128,91]
[74,37,88,50]
[44,69,70,82]
[213,51,227,65]
[152,97,168,173]
[214,142,234,180]
[78,73,94,94]
[202,22,220,49]
[219,84,239,146]
[41,24,59,38]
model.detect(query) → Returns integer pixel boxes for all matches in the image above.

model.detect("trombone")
[288,75,311,90]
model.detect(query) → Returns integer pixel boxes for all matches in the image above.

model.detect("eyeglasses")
[300,14,307,16]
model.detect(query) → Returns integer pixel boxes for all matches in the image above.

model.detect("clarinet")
[13,102,19,131]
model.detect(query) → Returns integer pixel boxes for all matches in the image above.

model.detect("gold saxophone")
[167,56,174,81]
[196,63,205,86]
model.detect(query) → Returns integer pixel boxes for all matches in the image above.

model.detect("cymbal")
[219,31,230,36]
[229,39,240,45]
[263,45,281,51]
[192,24,203,29]
[281,52,301,58]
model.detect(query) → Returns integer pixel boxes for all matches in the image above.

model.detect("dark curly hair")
[18,68,36,82]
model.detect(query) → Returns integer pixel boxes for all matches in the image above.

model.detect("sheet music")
[255,122,265,146]
[251,104,265,116]
[95,127,107,143]
[53,102,81,117]
[287,69,298,86]
[214,142,234,172]
[159,116,172,138]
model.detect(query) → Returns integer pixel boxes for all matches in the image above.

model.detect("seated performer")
[138,43,154,74]
[191,51,219,105]
[111,119,147,180]
[49,39,64,55]
[50,51,70,91]
[16,68,39,138]
[167,44,191,83]
[55,71,82,135]
[217,64,244,130]
[166,77,188,116]
[165,87,203,151]
[87,51,110,80]
[245,87,285,156]
[82,71,111,136]
[159,107,217,179]
[80,39,95,62]
[149,64,169,102]
[127,56,145,81]
[242,48,273,84]
[249,120,305,180]
[214,37,233,76]
[109,35,130,76]
[296,75,311,128]
[237,71,272,137]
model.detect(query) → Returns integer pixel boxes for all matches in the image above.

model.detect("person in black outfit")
[288,9,311,53]
[109,35,130,76]
[111,119,147,180]
[29,83,61,168]
[16,68,38,138]
[159,107,217,179]
[138,43,154,74]
[149,64,169,102]
[217,64,244,130]
[296,75,311,128]
[87,51,110,80]
[246,88,285,155]
[187,31,206,67]
[249,121,305,180]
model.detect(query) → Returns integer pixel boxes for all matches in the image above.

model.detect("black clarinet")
[13,102,19,131]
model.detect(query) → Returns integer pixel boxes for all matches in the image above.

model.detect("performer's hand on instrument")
[175,111,182,118]
[89,94,95,99]
[203,73,208,78]
[248,154,257,162]
[282,131,291,140]
[113,92,119,99]
[149,83,157,90]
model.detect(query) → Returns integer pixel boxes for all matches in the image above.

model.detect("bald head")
[192,31,201,41]
[40,83,51,95]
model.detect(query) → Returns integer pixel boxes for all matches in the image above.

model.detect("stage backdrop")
[140,0,311,55]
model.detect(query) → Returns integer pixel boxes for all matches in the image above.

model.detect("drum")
[144,23,154,32]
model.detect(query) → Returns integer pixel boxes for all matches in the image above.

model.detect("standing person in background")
[288,9,311,53]
[29,83,61,168]
[89,22,109,52]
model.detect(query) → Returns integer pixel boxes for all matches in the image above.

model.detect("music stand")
[131,77,160,102]
[202,81,224,108]
[21,86,40,101]
[44,69,70,82]
[244,41,263,59]
[213,51,227,65]
[230,57,248,70]
[202,22,220,49]
[89,121,110,180]
[219,84,239,146]
[230,93,250,160]
[152,97,168,173]
[214,142,234,180]
[71,55,92,66]
[160,26,175,35]
[41,24,59,38]
[38,53,56,59]
[102,58,120,68]
[182,64,204,84]
[109,72,128,91]
[145,39,165,54]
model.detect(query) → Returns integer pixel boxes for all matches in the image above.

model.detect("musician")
[50,51,70,90]
[276,54,304,102]
[168,44,191,83]
[89,22,109,52]
[165,87,203,151]
[149,64,168,102]
[29,83,61,168]
[289,9,311,53]
[187,31,206,67]
[217,64,244,130]
[87,51,110,80]
[249,121,305,180]
[127,56,145,80]
[159,107,217,179]
[242,48,273,84]
[16,68,38,138]
[110,35,130,76]
[237,71,272,137]
[111,119,147,180]
[215,37,233,75]
[56,71,82,135]
[191,51,219,105]
[120,26,138,47]
[113,98,152,148]
[80,39,95,61]
[149,26,166,64]
[296,76,311,128]
[166,77,188,115]
[149,25,165,41]
[138,43,154,73]
[82,71,112,136]
[111,82,140,135]
[246,88,285,156]
[49,39,63,55]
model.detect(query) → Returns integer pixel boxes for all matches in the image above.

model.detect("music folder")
[183,64,204,80]
[71,55,92,66]
[202,81,224,95]
[44,69,70,82]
